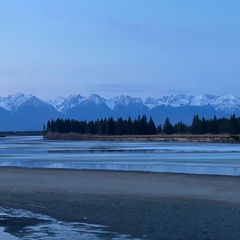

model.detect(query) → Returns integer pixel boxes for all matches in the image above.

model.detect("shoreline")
[0,168,240,239]
[44,132,240,143]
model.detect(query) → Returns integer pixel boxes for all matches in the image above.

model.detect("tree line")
[46,114,240,135]
[46,115,158,135]
[163,114,240,135]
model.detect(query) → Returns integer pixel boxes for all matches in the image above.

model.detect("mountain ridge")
[48,93,240,112]
[0,93,240,131]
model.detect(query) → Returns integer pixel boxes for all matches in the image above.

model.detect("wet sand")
[0,168,240,239]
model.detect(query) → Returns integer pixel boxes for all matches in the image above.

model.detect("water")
[0,136,240,176]
[0,136,240,239]
[0,207,138,240]
[0,227,18,240]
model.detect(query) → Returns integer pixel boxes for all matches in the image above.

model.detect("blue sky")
[0,0,239,100]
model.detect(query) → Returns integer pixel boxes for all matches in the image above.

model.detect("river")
[0,135,240,176]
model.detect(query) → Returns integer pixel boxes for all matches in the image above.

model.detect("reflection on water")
[0,136,240,176]
[0,207,137,240]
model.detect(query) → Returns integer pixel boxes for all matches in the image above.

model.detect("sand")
[0,168,240,239]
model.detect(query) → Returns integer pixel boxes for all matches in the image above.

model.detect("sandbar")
[0,167,240,239]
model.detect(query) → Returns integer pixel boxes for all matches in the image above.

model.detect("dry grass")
[44,132,240,143]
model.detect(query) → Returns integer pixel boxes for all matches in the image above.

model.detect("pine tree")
[106,117,115,135]
[174,121,188,133]
[139,115,148,135]
[229,113,240,134]
[157,124,163,134]
[212,116,219,134]
[87,121,96,134]
[116,117,125,135]
[163,117,174,135]
[191,115,201,134]
[127,117,133,135]
[148,116,157,134]
[201,117,208,134]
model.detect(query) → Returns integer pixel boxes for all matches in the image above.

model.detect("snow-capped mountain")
[49,94,109,112]
[0,92,54,112]
[0,93,59,131]
[48,94,84,112]
[144,94,240,111]
[0,92,240,131]
[0,93,36,112]
[106,95,144,110]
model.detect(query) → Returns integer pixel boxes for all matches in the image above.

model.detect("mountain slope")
[0,93,60,131]
[0,93,240,131]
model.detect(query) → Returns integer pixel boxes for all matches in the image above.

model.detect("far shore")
[44,132,240,143]
[0,168,240,239]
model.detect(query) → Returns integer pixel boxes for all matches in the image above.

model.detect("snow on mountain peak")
[48,93,240,112]
[106,95,143,110]
[1,92,240,114]
[84,94,106,105]
[50,94,107,112]
[0,92,41,112]
[50,94,84,112]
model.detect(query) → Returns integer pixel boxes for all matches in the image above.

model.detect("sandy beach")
[0,168,240,239]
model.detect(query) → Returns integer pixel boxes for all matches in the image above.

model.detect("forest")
[45,114,240,135]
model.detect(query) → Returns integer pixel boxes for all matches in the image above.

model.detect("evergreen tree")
[163,117,174,135]
[174,121,188,133]
[209,116,219,134]
[157,124,163,134]
[229,113,240,134]
[127,117,133,135]
[133,115,141,134]
[148,116,157,134]
[116,117,125,135]
[201,117,208,134]
[106,117,115,135]
[218,118,229,133]
[96,119,106,135]
[139,115,148,135]
[191,115,201,134]
[87,121,96,134]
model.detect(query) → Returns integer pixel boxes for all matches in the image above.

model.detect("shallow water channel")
[0,136,240,175]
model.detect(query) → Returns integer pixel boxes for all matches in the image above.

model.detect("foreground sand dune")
[0,168,240,239]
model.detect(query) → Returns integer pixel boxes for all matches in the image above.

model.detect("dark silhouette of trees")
[87,121,96,134]
[174,121,188,134]
[148,116,157,135]
[47,115,158,135]
[46,114,240,136]
[209,116,219,134]
[157,124,163,134]
[201,117,208,134]
[163,117,174,135]
[229,114,240,134]
[106,117,115,135]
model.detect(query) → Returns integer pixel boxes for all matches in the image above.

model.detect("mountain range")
[0,93,240,131]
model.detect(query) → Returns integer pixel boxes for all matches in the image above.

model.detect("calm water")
[0,136,240,176]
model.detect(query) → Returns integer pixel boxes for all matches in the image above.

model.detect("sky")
[0,0,239,100]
